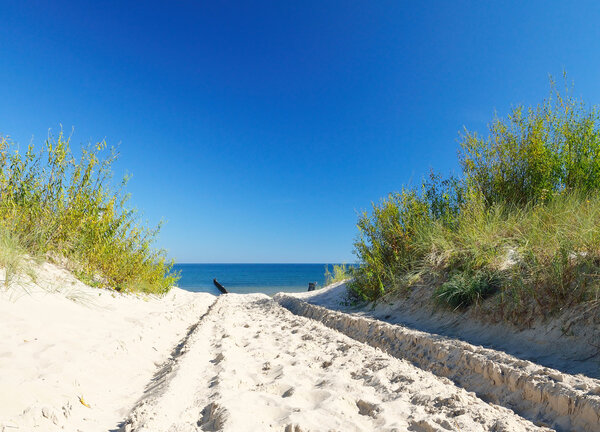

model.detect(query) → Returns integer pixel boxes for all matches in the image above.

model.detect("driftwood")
[213,278,228,294]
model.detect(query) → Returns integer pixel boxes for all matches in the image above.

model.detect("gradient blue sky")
[2,1,600,263]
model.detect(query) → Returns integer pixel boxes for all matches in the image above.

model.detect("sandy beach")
[0,262,214,431]
[1,265,599,431]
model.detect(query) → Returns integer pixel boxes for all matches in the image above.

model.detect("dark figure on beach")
[213,278,228,294]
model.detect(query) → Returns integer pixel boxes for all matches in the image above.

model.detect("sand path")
[0,263,215,432]
[123,294,547,432]
[276,284,600,432]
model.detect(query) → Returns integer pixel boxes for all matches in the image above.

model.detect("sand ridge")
[277,284,600,432]
[123,294,548,432]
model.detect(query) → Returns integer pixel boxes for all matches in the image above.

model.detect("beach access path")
[0,262,215,432]
[2,264,598,431]
[122,294,547,432]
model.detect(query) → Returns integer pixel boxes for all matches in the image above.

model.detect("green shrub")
[324,263,353,286]
[435,269,502,309]
[351,189,431,301]
[351,173,465,301]
[459,76,600,206]
[350,75,600,318]
[0,131,178,294]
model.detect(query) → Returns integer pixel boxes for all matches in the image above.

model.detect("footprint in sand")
[390,374,414,384]
[356,399,381,418]
[210,352,224,364]
[282,387,295,398]
[284,424,305,432]
[197,402,228,431]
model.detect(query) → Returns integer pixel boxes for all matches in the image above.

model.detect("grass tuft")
[434,270,502,310]
[0,130,177,294]
[0,227,29,289]
[324,264,353,286]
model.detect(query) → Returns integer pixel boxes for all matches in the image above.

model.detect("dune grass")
[0,227,32,289]
[350,76,600,319]
[0,131,177,294]
[324,264,353,286]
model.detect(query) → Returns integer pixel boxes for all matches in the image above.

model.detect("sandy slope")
[0,262,214,431]
[291,281,600,379]
[2,266,595,432]
[123,294,547,432]
[280,282,600,432]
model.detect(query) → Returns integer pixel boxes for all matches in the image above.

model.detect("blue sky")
[1,1,600,263]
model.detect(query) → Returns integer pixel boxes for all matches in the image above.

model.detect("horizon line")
[173,262,359,265]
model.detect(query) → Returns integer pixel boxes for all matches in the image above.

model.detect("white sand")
[123,294,546,432]
[1,267,586,431]
[0,262,214,431]
[278,281,600,431]
[291,281,600,380]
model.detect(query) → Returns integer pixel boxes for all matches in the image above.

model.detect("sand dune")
[2,266,598,431]
[123,294,546,432]
[276,284,600,432]
[0,262,214,431]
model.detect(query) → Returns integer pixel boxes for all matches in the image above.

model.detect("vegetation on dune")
[0,226,35,289]
[324,263,353,286]
[350,76,600,320]
[0,131,178,294]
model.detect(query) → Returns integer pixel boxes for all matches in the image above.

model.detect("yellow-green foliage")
[425,193,600,315]
[0,227,29,289]
[324,264,352,286]
[460,76,600,205]
[352,176,464,301]
[351,76,600,316]
[0,131,178,294]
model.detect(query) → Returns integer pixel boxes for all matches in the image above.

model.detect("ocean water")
[173,263,348,296]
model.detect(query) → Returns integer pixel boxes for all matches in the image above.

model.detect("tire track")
[121,294,550,432]
[274,294,600,432]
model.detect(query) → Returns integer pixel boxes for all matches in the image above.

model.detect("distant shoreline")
[172,263,358,296]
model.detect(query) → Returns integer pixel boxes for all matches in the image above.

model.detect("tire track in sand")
[275,293,600,432]
[121,294,549,432]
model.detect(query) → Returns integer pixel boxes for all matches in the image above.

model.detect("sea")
[173,263,350,296]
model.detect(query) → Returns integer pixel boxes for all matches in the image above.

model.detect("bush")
[351,174,465,302]
[434,269,502,309]
[0,131,178,294]
[459,76,600,206]
[351,189,430,301]
[324,264,353,286]
[350,75,600,317]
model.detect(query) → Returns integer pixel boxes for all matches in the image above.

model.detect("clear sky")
[2,1,600,263]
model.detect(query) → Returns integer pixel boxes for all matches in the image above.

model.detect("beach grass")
[350,75,600,319]
[324,263,353,285]
[0,130,177,294]
[0,227,31,289]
